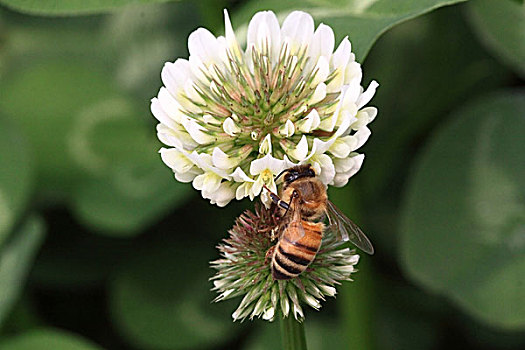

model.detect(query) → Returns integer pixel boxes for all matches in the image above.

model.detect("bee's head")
[277,164,316,184]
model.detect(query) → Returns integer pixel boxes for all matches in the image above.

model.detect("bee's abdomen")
[271,222,323,280]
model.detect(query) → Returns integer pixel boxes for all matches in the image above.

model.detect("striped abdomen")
[271,221,324,280]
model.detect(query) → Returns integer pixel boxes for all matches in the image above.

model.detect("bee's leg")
[265,245,276,265]
[262,184,289,211]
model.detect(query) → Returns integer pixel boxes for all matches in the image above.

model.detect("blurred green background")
[0,0,524,349]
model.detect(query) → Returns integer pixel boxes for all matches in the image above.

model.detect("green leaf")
[234,0,468,61]
[400,90,525,329]
[0,118,34,247]
[110,237,240,349]
[1,297,44,334]
[375,278,446,349]
[103,2,194,98]
[69,98,192,235]
[0,216,45,326]
[72,167,191,235]
[0,0,175,16]
[0,328,102,350]
[467,0,525,78]
[357,7,511,257]
[0,61,118,198]
[361,6,511,204]
[30,219,132,288]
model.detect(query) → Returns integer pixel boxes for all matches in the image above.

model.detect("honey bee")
[264,164,374,280]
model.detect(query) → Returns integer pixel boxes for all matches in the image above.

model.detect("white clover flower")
[152,9,378,207]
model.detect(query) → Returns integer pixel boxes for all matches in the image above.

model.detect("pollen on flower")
[261,169,273,182]
[152,9,379,207]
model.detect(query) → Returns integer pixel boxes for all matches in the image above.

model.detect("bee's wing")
[283,192,306,241]
[326,200,374,255]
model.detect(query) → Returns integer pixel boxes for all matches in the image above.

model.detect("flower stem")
[280,313,307,350]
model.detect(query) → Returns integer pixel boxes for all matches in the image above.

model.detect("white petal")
[236,181,255,200]
[251,177,264,199]
[287,135,308,162]
[151,97,178,129]
[353,127,371,150]
[188,28,220,65]
[332,172,350,187]
[156,123,196,150]
[328,136,356,158]
[352,107,378,130]
[283,155,297,169]
[314,154,335,184]
[247,11,281,59]
[230,167,254,182]
[336,105,358,130]
[175,168,201,183]
[183,79,206,106]
[188,55,208,83]
[318,111,337,132]
[262,307,275,321]
[182,119,215,144]
[186,151,230,178]
[297,109,321,133]
[333,157,353,173]
[192,172,222,193]
[259,134,272,154]
[223,9,242,60]
[307,137,334,158]
[344,61,362,85]
[157,87,185,124]
[212,147,238,170]
[331,36,351,70]
[311,56,330,86]
[308,109,321,130]
[281,296,290,317]
[356,80,379,109]
[326,37,352,93]
[345,77,362,105]
[191,173,205,190]
[250,154,285,175]
[309,23,335,61]
[319,285,337,297]
[223,117,241,136]
[293,304,304,320]
[310,82,327,105]
[202,114,221,125]
[334,110,355,137]
[203,182,236,207]
[161,59,191,95]
[333,153,365,186]
[303,294,320,309]
[159,147,194,173]
[347,153,365,176]
[279,119,295,137]
[281,11,314,53]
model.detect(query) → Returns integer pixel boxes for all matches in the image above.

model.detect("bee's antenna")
[274,169,288,182]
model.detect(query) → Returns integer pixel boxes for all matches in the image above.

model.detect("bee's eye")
[308,169,315,177]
